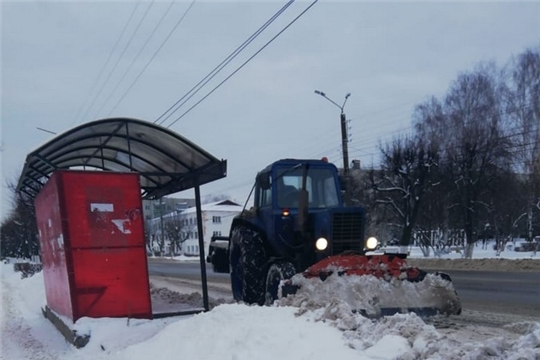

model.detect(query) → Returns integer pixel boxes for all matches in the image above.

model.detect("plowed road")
[147,259,540,319]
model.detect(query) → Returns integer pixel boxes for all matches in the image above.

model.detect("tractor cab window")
[276,167,339,208]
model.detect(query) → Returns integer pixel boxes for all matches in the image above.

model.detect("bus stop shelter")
[17,117,227,315]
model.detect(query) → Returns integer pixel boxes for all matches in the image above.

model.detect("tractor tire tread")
[241,228,267,305]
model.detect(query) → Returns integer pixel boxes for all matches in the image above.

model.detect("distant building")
[142,197,196,221]
[146,199,242,256]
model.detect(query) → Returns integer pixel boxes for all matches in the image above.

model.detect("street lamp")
[314,90,351,176]
[314,90,352,206]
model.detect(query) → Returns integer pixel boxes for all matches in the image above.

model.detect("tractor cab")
[254,158,342,211]
[249,159,369,270]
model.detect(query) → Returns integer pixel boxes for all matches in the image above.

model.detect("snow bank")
[2,263,539,360]
[278,272,461,317]
[118,304,361,360]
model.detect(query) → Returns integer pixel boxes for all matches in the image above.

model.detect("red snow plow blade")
[280,254,462,318]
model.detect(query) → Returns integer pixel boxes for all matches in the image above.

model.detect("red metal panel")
[34,170,152,321]
[61,171,145,249]
[35,172,74,319]
[71,247,151,319]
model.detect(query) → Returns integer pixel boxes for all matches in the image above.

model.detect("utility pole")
[340,111,350,177]
[314,90,352,205]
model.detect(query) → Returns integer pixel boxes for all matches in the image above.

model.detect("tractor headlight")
[365,237,378,250]
[315,237,328,251]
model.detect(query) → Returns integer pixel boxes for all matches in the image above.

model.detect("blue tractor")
[208,158,378,305]
[207,158,461,315]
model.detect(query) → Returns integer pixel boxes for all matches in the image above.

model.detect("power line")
[347,101,538,160]
[107,0,197,117]
[363,134,539,170]
[347,126,537,166]
[82,0,156,123]
[319,101,539,169]
[96,0,177,118]
[72,1,141,126]
[154,0,295,126]
[344,88,540,154]
[165,0,319,129]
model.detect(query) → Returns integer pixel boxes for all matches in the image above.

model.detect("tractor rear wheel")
[230,226,267,305]
[264,262,296,306]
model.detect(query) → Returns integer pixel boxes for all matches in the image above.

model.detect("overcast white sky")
[1,0,539,218]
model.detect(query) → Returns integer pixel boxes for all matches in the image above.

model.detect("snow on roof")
[178,199,242,215]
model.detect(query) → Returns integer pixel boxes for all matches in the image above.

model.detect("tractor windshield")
[276,167,340,208]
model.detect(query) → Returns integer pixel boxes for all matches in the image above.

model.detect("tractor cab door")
[254,172,275,242]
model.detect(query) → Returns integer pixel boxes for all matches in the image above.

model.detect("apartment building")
[146,199,242,256]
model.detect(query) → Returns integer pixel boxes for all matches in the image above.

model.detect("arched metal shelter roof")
[17,117,227,200]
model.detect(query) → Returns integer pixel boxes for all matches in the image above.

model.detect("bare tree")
[160,213,196,256]
[442,65,511,258]
[0,180,39,259]
[414,97,457,256]
[413,65,511,258]
[163,221,177,256]
[506,47,540,243]
[371,136,440,249]
[349,165,381,238]
[415,180,456,257]
[164,220,187,256]
[144,219,156,255]
[156,227,166,257]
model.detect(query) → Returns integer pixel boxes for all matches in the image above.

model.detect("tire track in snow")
[1,279,57,360]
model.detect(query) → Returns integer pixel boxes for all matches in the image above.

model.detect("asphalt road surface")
[147,259,540,319]
[148,259,230,282]
[443,270,540,317]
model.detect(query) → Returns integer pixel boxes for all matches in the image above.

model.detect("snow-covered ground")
[1,246,539,360]
[406,244,540,272]
[409,244,538,259]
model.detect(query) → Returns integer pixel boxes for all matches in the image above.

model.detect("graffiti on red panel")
[89,204,141,235]
[87,203,142,250]
[125,208,141,221]
[89,203,128,238]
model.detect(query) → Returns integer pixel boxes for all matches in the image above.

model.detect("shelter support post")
[194,183,210,312]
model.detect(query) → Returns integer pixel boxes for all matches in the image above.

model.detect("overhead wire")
[347,92,540,158]
[164,0,319,129]
[206,126,538,202]
[360,128,539,169]
[344,88,540,159]
[82,0,156,123]
[304,96,443,162]
[314,99,539,168]
[300,103,418,158]
[209,97,538,201]
[154,0,295,126]
[96,0,177,118]
[107,0,197,116]
[72,1,142,126]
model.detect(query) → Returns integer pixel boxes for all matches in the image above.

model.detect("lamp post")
[315,90,351,206]
[314,90,351,205]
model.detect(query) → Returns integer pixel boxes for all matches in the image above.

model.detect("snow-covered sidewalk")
[1,262,539,360]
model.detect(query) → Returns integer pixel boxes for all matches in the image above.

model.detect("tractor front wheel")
[264,262,296,306]
[230,226,267,305]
